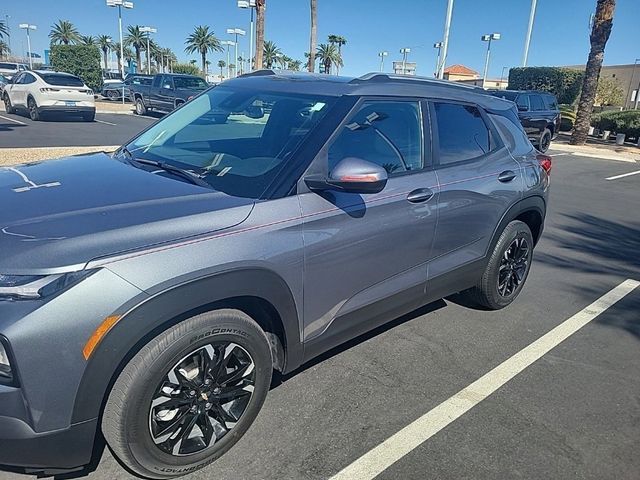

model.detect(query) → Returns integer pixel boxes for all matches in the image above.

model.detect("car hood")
[0,153,254,273]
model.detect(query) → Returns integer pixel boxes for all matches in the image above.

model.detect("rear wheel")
[27,96,40,121]
[102,309,273,479]
[462,220,533,310]
[135,97,147,115]
[3,93,15,114]
[539,128,552,153]
[108,90,120,100]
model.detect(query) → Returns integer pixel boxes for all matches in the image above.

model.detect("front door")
[299,99,439,358]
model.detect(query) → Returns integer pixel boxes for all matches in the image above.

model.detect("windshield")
[0,63,18,70]
[174,76,208,90]
[41,73,85,87]
[489,91,518,101]
[125,86,334,198]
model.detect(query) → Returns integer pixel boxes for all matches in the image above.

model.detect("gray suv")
[0,71,550,478]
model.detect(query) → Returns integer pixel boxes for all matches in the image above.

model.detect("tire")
[135,97,147,115]
[3,93,15,114]
[102,309,273,479]
[462,220,533,310]
[108,90,120,100]
[83,111,95,122]
[538,128,552,153]
[27,96,40,121]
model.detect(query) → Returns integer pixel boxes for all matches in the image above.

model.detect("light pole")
[237,0,256,71]
[438,0,454,79]
[433,41,443,77]
[378,51,388,72]
[522,0,538,66]
[140,26,156,75]
[18,24,36,69]
[400,47,411,75]
[226,28,246,77]
[481,33,501,88]
[106,0,134,80]
[221,40,235,79]
[626,58,640,109]
[501,66,509,86]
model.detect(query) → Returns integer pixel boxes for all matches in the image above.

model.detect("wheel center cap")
[200,392,209,402]
[213,387,222,395]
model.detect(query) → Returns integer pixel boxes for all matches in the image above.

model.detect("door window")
[433,102,493,165]
[22,74,37,84]
[543,95,558,110]
[515,94,529,111]
[529,95,545,111]
[328,101,423,176]
[162,77,173,89]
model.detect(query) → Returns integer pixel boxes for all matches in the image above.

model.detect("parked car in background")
[0,74,8,96]
[487,90,560,152]
[3,70,95,121]
[0,71,550,478]
[130,73,209,115]
[102,70,124,85]
[0,62,29,80]
[101,74,153,101]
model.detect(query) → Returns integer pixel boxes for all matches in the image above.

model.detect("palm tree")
[288,59,303,71]
[255,0,266,69]
[316,43,342,74]
[125,25,147,73]
[0,40,9,59]
[217,60,226,79]
[161,47,177,72]
[97,35,112,71]
[145,38,160,73]
[237,56,244,75]
[112,42,133,74]
[79,35,96,46]
[185,25,222,75]
[189,59,197,66]
[308,0,317,72]
[328,34,346,74]
[263,40,282,69]
[570,0,616,145]
[49,20,80,45]
[0,20,9,39]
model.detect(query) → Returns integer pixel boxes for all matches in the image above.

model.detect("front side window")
[125,87,334,198]
[515,94,529,111]
[174,76,208,90]
[434,102,492,165]
[544,95,558,110]
[529,95,545,111]
[161,77,173,89]
[328,101,423,176]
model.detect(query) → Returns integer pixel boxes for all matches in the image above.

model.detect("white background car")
[0,62,29,80]
[2,70,96,121]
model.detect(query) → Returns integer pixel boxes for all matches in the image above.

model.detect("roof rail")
[350,72,484,91]
[238,69,277,78]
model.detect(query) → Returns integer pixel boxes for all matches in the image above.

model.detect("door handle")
[498,170,517,183]
[407,188,434,203]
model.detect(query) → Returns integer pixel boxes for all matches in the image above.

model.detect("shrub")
[171,63,203,76]
[508,67,583,104]
[559,104,576,132]
[591,110,640,139]
[50,44,102,93]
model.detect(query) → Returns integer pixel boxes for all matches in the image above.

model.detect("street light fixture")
[226,28,246,77]
[18,23,36,69]
[106,0,134,80]
[140,26,157,75]
[433,41,443,77]
[481,32,501,88]
[378,51,388,72]
[237,0,256,72]
[400,47,411,75]
[220,40,235,79]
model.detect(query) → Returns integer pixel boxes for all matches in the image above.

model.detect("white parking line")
[606,169,640,181]
[0,114,27,126]
[329,279,640,480]
[94,118,118,126]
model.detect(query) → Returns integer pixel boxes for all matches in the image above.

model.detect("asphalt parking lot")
[0,145,638,479]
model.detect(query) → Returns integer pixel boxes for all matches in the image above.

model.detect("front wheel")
[135,97,147,115]
[102,309,273,479]
[3,94,15,114]
[462,220,533,310]
[539,128,552,153]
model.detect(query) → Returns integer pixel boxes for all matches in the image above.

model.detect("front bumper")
[0,413,97,472]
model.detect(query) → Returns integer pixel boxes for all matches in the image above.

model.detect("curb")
[550,143,639,163]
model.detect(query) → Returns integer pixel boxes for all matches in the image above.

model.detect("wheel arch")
[487,195,546,256]
[70,267,302,425]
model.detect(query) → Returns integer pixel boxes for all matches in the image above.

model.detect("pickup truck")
[129,73,209,115]
[0,62,29,80]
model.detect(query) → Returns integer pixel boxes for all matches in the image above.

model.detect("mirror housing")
[305,157,388,194]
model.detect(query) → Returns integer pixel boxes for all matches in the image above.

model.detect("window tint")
[543,95,557,110]
[529,95,545,111]
[161,76,173,89]
[153,76,161,88]
[328,101,423,176]
[40,73,84,87]
[489,111,533,157]
[515,94,529,110]
[0,63,17,70]
[434,102,492,165]
[22,73,37,84]
[174,76,208,90]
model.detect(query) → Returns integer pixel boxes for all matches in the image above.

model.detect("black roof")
[224,70,515,111]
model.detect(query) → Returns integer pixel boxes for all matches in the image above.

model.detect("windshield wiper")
[131,158,211,188]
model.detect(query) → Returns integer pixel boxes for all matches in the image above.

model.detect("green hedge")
[559,104,576,132]
[590,110,640,139]
[172,63,203,76]
[508,67,583,105]
[50,44,102,93]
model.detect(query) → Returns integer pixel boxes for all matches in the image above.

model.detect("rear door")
[515,94,537,136]
[10,73,28,106]
[428,101,522,288]
[299,98,438,354]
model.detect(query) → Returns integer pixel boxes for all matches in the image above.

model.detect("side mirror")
[518,105,529,112]
[305,157,388,194]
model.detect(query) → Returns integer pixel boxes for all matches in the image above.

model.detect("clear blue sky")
[2,0,637,78]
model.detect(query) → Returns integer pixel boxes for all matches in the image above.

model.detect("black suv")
[488,90,560,152]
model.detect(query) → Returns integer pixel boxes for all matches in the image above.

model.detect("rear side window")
[22,73,37,84]
[40,73,84,87]
[489,109,533,157]
[529,95,545,111]
[0,63,17,70]
[153,76,162,88]
[543,95,558,110]
[434,102,492,165]
[515,95,529,111]
[328,100,424,176]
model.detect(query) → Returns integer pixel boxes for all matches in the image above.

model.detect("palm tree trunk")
[103,49,108,71]
[116,55,122,75]
[202,52,207,76]
[336,45,341,75]
[308,0,317,72]
[570,0,616,145]
[220,66,223,79]
[254,0,266,69]
[135,48,142,74]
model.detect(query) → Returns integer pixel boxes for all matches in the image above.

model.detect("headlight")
[0,271,94,300]
[0,339,12,382]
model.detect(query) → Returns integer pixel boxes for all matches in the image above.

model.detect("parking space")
[0,152,635,479]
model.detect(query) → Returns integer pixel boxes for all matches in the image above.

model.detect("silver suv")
[0,71,550,478]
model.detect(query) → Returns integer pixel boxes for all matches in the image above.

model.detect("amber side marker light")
[83,315,121,360]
